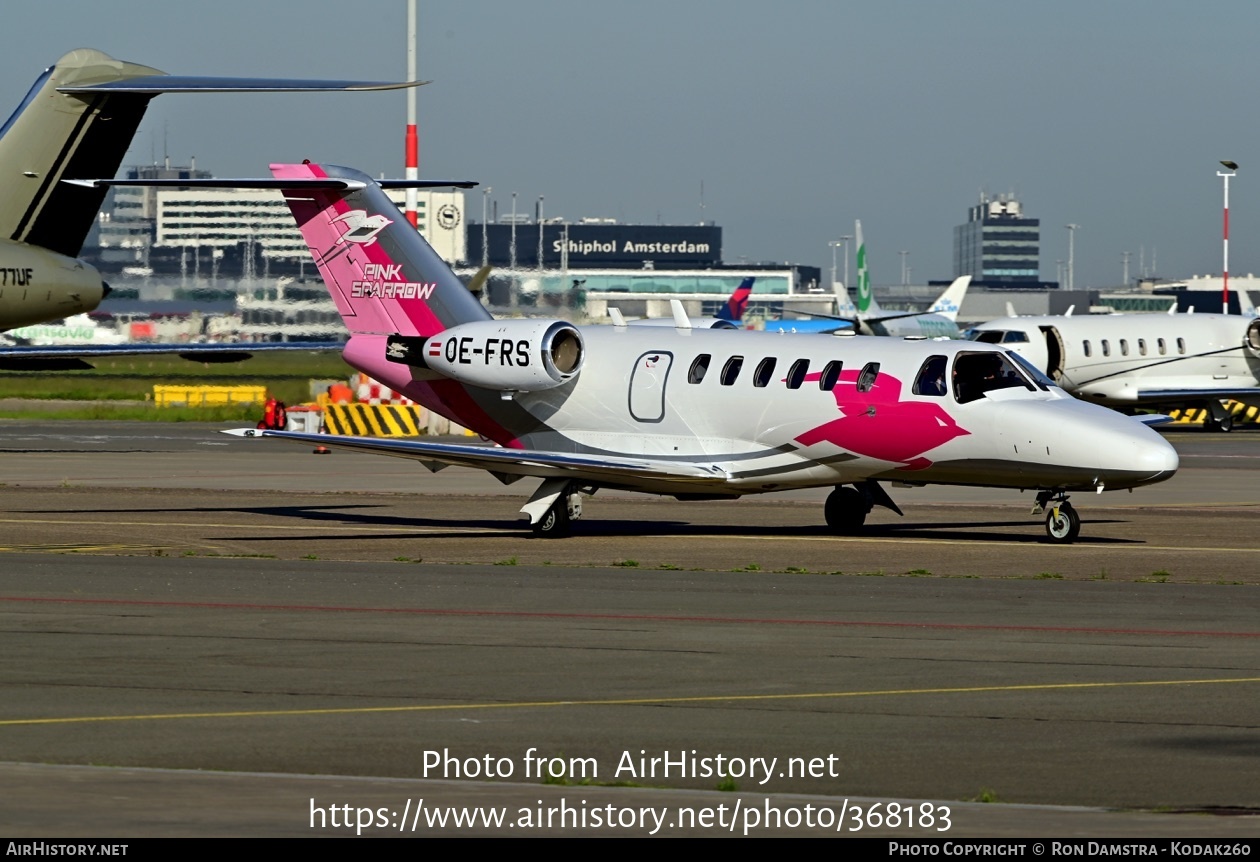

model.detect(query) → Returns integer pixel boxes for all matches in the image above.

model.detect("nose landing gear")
[1035,490,1080,543]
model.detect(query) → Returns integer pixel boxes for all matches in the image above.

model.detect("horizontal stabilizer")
[65,178,477,190]
[59,77,428,94]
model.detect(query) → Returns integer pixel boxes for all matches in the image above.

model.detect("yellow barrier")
[153,385,267,407]
[1169,400,1260,425]
[323,403,425,437]
[321,403,477,437]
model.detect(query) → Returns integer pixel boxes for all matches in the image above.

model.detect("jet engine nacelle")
[0,239,108,331]
[401,319,584,391]
[1245,318,1260,357]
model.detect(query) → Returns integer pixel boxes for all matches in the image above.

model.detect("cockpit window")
[952,351,1035,404]
[912,355,948,396]
[967,328,1028,344]
[1004,350,1053,391]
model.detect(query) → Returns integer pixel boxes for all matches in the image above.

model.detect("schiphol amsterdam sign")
[475,224,722,267]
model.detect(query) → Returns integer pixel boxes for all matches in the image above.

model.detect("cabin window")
[753,357,777,388]
[720,356,744,385]
[1083,340,1092,357]
[857,362,880,393]
[1158,338,1167,355]
[688,354,711,384]
[1120,339,1129,356]
[819,360,842,391]
[1177,337,1186,354]
[1101,340,1111,357]
[912,355,948,397]
[1138,338,1147,356]
[785,359,809,390]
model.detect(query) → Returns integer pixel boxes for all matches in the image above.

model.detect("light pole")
[1121,251,1131,286]
[1065,224,1079,291]
[481,186,491,269]
[509,192,517,271]
[537,195,544,272]
[899,250,909,286]
[828,239,843,288]
[1219,161,1238,312]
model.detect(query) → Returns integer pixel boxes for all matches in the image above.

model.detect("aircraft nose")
[1083,411,1178,487]
[1125,426,1179,481]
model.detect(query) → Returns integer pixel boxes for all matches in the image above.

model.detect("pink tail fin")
[271,162,489,338]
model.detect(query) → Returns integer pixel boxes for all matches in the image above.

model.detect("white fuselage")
[968,313,1260,407]
[369,326,1178,498]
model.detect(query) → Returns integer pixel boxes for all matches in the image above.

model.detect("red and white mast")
[1218,160,1238,312]
[404,0,419,228]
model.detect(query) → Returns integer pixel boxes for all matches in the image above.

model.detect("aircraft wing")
[781,309,857,328]
[0,341,343,371]
[1137,387,1260,403]
[222,429,732,486]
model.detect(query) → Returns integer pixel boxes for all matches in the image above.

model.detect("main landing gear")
[824,481,903,534]
[1035,490,1080,544]
[1205,400,1235,433]
[522,478,586,538]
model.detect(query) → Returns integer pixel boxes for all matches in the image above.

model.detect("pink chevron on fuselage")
[794,369,969,469]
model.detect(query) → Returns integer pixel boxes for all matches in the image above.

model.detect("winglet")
[670,299,693,329]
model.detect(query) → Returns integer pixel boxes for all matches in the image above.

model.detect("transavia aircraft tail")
[226,163,1178,543]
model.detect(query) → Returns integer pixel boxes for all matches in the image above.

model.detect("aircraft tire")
[531,500,572,538]
[1044,502,1080,544]
[824,487,866,534]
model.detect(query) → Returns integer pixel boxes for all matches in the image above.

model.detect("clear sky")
[2,1,1257,288]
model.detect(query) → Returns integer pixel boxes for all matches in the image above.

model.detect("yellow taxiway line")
[3,677,1258,728]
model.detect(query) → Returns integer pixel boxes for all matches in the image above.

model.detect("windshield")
[966,328,1029,344]
[1005,350,1055,391]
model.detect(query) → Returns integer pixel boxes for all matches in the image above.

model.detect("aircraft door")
[629,351,674,423]
[1039,326,1066,383]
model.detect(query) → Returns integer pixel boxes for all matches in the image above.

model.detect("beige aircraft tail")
[0,49,165,258]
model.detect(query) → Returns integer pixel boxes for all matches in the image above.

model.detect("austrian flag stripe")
[428,342,442,357]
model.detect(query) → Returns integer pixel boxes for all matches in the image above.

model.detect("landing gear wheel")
[824,487,867,534]
[1044,502,1081,544]
[531,500,572,538]
[1209,412,1234,433]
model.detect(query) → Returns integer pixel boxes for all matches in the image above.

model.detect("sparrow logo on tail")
[330,210,393,246]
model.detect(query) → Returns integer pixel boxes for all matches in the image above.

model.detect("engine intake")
[1246,318,1260,355]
